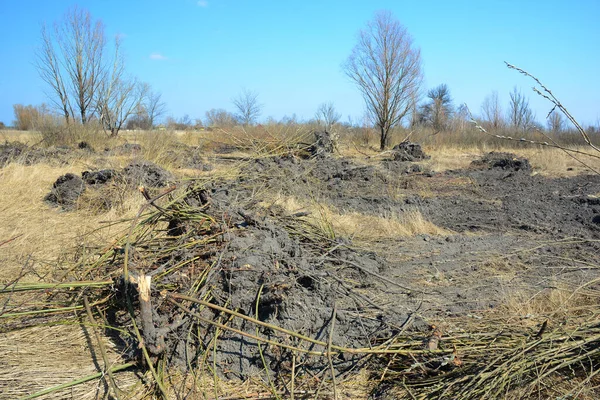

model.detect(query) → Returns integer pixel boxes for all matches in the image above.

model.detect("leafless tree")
[205,108,236,127]
[343,10,423,150]
[232,89,262,126]
[419,84,454,131]
[36,6,106,124]
[97,39,147,137]
[508,86,535,131]
[144,88,167,128]
[547,110,565,133]
[481,90,505,130]
[315,102,341,132]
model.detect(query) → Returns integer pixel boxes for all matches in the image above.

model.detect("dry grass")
[260,194,449,242]
[0,324,142,400]
[2,128,599,399]
[0,162,145,281]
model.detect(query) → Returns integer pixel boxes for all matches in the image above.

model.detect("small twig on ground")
[0,234,23,248]
[83,295,121,399]
[327,303,339,400]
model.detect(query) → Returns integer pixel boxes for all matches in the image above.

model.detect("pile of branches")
[373,312,600,399]
[1,178,409,398]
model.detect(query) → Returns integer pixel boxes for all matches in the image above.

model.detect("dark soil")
[470,151,531,171]
[38,147,600,391]
[44,173,86,210]
[161,144,213,170]
[308,131,335,157]
[390,141,430,161]
[0,142,80,167]
[45,160,173,210]
[82,169,115,185]
[123,160,174,187]
[234,151,600,317]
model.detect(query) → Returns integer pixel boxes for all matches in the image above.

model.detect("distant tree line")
[34,6,165,137]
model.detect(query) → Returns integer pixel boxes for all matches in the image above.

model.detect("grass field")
[1,128,599,399]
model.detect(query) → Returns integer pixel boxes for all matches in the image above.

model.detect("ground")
[1,128,599,399]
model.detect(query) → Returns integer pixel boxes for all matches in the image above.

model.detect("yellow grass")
[0,324,141,400]
[0,162,144,281]
[2,129,599,398]
[261,194,449,241]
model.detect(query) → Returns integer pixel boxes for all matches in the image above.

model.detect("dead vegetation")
[1,72,600,399]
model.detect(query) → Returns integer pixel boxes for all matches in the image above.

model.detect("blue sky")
[1,0,599,127]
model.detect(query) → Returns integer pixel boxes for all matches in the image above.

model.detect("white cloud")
[149,53,167,60]
[197,0,209,7]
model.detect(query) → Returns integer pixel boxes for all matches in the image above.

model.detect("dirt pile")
[308,131,336,157]
[108,143,142,155]
[45,160,173,210]
[161,144,213,170]
[43,173,86,210]
[391,141,430,161]
[470,151,531,172]
[0,141,28,167]
[123,160,174,187]
[91,183,417,381]
[0,142,79,167]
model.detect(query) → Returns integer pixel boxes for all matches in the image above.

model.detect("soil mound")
[391,142,429,161]
[82,169,116,185]
[471,151,531,172]
[0,141,28,167]
[123,160,173,187]
[44,173,85,209]
[99,185,412,380]
[308,131,335,157]
[110,143,142,155]
[162,144,213,170]
[77,141,93,151]
[45,161,173,210]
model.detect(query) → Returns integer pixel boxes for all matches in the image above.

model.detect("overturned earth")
[5,147,600,398]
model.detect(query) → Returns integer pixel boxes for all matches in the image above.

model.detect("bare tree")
[343,10,423,150]
[419,84,454,131]
[481,90,504,130]
[144,88,167,128]
[508,86,535,131]
[315,102,341,132]
[97,39,147,137]
[547,110,565,133]
[232,89,262,126]
[36,6,106,124]
[205,108,236,127]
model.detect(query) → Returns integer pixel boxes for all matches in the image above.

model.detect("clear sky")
[1,0,599,127]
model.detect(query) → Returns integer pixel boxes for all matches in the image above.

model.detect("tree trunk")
[379,126,387,151]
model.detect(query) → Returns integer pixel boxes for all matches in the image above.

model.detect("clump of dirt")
[45,161,173,210]
[77,141,93,151]
[123,160,174,187]
[44,173,86,209]
[161,144,213,170]
[308,131,335,157]
[213,144,238,154]
[109,143,142,155]
[0,142,79,167]
[471,151,531,172]
[0,141,28,167]
[82,169,115,185]
[391,142,429,161]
